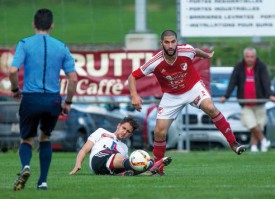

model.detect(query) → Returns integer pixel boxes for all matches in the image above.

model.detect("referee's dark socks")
[19,143,32,170]
[38,141,52,185]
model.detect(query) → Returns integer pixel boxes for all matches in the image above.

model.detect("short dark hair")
[161,30,177,40]
[34,8,53,30]
[120,117,139,132]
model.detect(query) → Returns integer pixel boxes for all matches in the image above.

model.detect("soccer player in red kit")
[128,30,246,175]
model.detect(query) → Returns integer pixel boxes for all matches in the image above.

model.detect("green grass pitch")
[1,149,275,199]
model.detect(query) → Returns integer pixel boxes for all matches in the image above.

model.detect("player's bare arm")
[195,48,214,59]
[128,74,143,112]
[69,140,94,175]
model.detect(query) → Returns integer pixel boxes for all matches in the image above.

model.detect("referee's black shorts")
[19,93,62,139]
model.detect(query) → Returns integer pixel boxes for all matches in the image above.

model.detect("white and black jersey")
[88,128,128,174]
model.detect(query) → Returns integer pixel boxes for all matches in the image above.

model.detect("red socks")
[152,140,166,162]
[212,112,236,147]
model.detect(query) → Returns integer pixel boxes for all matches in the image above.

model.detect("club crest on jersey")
[180,63,188,71]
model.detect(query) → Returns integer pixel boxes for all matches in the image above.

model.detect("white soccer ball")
[129,150,151,172]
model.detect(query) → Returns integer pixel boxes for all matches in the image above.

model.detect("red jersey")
[244,66,257,106]
[132,44,201,95]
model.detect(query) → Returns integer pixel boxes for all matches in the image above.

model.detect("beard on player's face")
[163,46,176,57]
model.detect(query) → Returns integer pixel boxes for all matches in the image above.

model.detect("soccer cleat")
[149,157,172,175]
[147,159,154,170]
[13,167,31,191]
[116,170,134,176]
[250,145,259,152]
[231,141,246,155]
[37,182,48,190]
[261,139,271,152]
